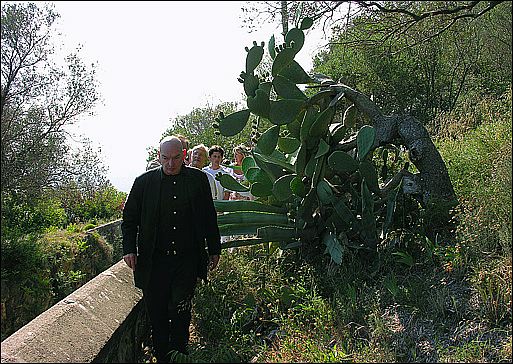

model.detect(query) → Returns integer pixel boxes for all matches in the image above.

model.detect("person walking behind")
[190,144,222,200]
[229,144,254,201]
[122,135,221,362]
[202,145,233,200]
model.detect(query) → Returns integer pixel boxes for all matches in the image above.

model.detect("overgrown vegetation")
[166,99,511,362]
[142,2,511,362]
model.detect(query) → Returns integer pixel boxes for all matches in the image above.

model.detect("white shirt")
[202,170,223,200]
[202,165,233,200]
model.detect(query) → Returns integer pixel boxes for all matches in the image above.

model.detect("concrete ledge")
[1,260,148,363]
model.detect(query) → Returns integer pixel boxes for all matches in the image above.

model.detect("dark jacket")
[121,165,221,290]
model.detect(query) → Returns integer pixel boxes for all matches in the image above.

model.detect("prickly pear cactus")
[213,18,402,263]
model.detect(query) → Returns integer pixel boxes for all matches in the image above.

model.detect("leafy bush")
[1,225,114,340]
[437,88,512,259]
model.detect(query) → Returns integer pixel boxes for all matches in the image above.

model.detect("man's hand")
[208,254,220,271]
[123,253,137,271]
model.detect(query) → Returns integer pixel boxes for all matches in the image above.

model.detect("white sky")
[46,1,329,193]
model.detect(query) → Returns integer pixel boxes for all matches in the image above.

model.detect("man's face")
[158,143,185,175]
[209,151,223,168]
[191,148,208,168]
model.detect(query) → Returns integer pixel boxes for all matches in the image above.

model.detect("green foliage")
[312,2,512,126]
[1,225,114,340]
[1,194,67,241]
[57,184,126,223]
[437,89,512,258]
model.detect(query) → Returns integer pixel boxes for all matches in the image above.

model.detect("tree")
[243,1,507,44]
[1,2,100,201]
[148,100,254,163]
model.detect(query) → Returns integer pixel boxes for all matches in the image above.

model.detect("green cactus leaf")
[327,151,359,174]
[382,178,402,239]
[245,167,261,183]
[268,34,276,59]
[304,155,317,178]
[272,174,296,201]
[286,117,302,140]
[256,125,280,155]
[356,125,376,161]
[278,136,301,154]
[309,106,335,138]
[299,17,314,30]
[290,175,306,197]
[243,73,260,97]
[329,122,347,144]
[251,181,273,197]
[214,200,287,214]
[271,47,296,77]
[218,109,251,137]
[300,107,319,142]
[285,28,305,54]
[361,178,377,249]
[253,152,288,182]
[254,150,295,173]
[272,75,307,100]
[316,179,333,205]
[245,43,264,75]
[217,173,250,192]
[322,231,343,265]
[218,211,289,226]
[343,104,358,128]
[332,197,358,227]
[278,60,313,84]
[297,189,317,223]
[359,160,380,195]
[218,223,261,237]
[245,167,272,186]
[294,142,307,176]
[315,138,330,158]
[269,99,304,126]
[307,89,336,107]
[312,153,326,187]
[257,226,296,242]
[241,156,257,175]
[247,87,270,118]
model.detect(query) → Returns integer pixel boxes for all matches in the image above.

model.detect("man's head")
[208,145,224,169]
[175,134,190,165]
[158,136,185,175]
[190,144,209,169]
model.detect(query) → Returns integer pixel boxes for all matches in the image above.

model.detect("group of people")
[122,134,252,362]
[147,134,254,201]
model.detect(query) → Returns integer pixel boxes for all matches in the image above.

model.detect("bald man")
[121,135,221,362]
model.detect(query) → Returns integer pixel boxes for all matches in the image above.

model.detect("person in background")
[190,144,222,201]
[202,145,233,200]
[229,144,254,201]
[122,135,221,362]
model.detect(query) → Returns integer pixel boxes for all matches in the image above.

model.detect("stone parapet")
[1,260,148,363]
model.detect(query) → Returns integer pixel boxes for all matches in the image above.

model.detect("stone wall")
[87,219,123,261]
[1,260,149,363]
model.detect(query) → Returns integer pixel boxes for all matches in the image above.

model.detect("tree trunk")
[313,74,457,208]
[280,1,289,40]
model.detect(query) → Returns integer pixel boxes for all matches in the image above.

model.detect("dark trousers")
[144,253,198,362]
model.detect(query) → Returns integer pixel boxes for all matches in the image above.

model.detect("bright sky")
[48,1,329,193]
